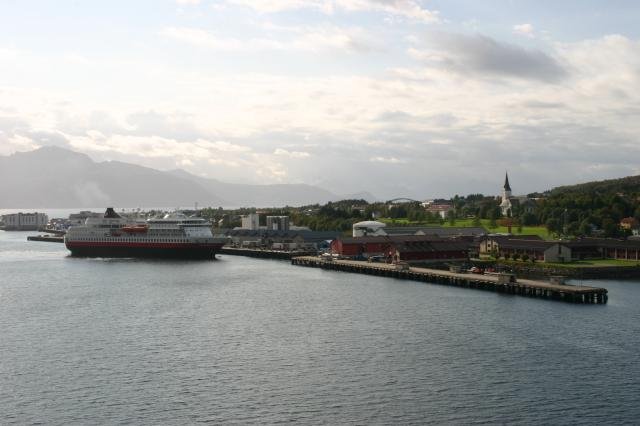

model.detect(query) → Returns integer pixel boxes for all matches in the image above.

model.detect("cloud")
[176,0,201,4]
[513,23,535,38]
[160,25,377,53]
[409,32,567,82]
[227,0,439,22]
[274,148,311,158]
[369,156,406,164]
[3,32,640,197]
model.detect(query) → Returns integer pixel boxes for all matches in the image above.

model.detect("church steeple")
[503,172,511,192]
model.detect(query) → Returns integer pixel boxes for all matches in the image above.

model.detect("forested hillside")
[535,175,640,236]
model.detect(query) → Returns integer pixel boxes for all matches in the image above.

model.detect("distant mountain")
[340,191,379,203]
[167,169,340,207]
[0,147,357,208]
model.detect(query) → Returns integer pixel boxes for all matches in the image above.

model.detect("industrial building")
[241,213,260,230]
[351,220,486,238]
[226,229,340,252]
[266,216,290,231]
[331,235,469,263]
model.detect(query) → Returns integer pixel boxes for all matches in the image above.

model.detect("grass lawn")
[378,217,552,239]
[542,259,640,268]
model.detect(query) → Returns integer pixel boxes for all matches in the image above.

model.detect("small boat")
[121,224,149,233]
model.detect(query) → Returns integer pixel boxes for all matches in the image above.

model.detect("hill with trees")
[534,175,640,237]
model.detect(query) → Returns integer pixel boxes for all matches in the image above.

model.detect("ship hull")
[65,241,224,259]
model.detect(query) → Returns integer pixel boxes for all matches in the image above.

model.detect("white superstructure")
[64,208,226,258]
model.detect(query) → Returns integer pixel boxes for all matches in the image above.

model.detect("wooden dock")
[291,256,608,304]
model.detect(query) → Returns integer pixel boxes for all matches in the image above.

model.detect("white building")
[1,212,49,230]
[241,213,260,230]
[352,220,387,237]
[499,172,536,216]
[499,172,513,216]
[266,216,290,231]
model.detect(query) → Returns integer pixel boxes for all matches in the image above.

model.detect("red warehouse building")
[331,235,470,263]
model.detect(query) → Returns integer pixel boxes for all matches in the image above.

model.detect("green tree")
[546,218,561,235]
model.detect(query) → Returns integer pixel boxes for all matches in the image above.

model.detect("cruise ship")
[64,208,227,259]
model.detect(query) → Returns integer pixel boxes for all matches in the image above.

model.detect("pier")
[220,247,316,260]
[292,256,608,304]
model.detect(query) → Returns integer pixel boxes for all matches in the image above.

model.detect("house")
[425,203,454,219]
[478,235,549,260]
[620,217,640,235]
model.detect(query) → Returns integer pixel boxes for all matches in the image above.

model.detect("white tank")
[352,220,386,237]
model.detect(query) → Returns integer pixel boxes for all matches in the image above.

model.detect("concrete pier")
[220,247,316,260]
[291,256,608,304]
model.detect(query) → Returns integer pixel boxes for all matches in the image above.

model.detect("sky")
[1,0,640,200]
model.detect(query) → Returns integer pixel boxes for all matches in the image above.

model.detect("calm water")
[1,231,640,425]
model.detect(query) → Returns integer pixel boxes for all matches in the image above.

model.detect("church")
[499,172,536,217]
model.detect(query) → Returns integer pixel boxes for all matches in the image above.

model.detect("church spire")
[503,172,511,192]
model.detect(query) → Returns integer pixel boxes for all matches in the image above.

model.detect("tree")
[447,210,456,226]
[520,212,538,226]
[546,218,561,235]
[579,219,592,236]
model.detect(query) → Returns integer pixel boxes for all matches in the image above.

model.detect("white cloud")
[513,23,535,38]
[0,133,39,155]
[227,0,439,22]
[176,0,201,4]
[160,25,377,53]
[4,32,640,196]
[369,156,406,164]
[274,148,310,158]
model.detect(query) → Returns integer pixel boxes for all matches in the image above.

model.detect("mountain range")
[0,147,377,208]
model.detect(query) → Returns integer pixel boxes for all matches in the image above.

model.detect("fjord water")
[2,231,639,425]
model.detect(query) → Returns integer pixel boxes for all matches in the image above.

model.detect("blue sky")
[2,0,640,199]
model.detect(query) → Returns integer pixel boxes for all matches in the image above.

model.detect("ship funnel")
[104,207,121,218]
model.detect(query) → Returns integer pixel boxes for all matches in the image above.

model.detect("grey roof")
[226,229,340,242]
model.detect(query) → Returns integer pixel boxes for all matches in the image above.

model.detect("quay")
[27,235,64,243]
[220,247,316,260]
[292,256,608,304]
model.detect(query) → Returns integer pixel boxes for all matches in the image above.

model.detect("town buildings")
[478,235,640,262]
[422,200,455,219]
[1,212,48,230]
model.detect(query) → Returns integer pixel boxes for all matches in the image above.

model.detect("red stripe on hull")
[64,241,224,259]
